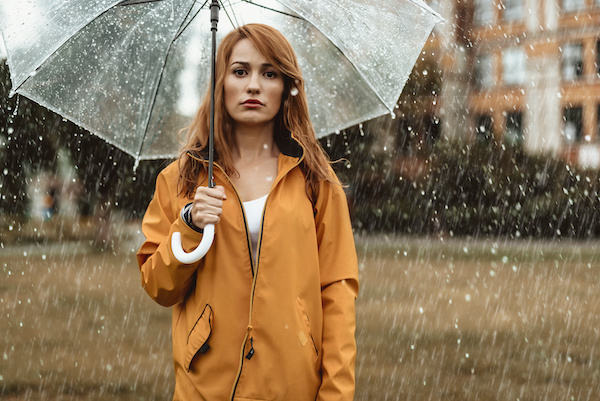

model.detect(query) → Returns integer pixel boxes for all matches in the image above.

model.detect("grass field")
[2,233,600,400]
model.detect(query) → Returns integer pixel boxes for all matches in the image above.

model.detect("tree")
[0,60,165,225]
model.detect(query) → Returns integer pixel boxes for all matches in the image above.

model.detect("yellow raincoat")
[137,134,359,401]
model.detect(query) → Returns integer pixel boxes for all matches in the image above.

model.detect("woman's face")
[224,38,285,130]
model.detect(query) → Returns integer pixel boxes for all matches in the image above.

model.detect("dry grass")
[355,236,600,401]
[2,233,600,400]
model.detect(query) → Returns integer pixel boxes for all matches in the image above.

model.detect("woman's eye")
[264,71,277,78]
[233,69,246,76]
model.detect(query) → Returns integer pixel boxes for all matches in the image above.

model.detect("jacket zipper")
[229,151,306,400]
[188,147,307,400]
[201,159,256,275]
[184,154,256,399]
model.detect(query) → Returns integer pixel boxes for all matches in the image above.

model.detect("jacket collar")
[275,130,304,159]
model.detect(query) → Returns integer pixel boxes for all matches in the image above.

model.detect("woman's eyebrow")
[230,61,275,68]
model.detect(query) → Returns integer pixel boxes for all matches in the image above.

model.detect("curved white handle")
[171,224,215,264]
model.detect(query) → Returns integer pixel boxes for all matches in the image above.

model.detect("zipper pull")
[245,338,255,360]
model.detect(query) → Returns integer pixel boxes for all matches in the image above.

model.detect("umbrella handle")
[171,224,215,264]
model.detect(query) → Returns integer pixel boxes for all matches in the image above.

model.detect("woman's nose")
[246,73,260,94]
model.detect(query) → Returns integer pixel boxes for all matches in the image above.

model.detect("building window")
[474,0,494,25]
[563,106,583,143]
[562,43,583,80]
[473,53,494,89]
[475,114,494,142]
[502,48,527,86]
[505,112,523,145]
[502,0,523,22]
[562,0,585,12]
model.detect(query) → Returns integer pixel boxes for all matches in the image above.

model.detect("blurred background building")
[418,0,600,168]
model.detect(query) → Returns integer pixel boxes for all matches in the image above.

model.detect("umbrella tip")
[133,158,140,173]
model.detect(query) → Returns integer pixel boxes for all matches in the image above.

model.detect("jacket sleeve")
[136,167,204,307]
[314,175,359,401]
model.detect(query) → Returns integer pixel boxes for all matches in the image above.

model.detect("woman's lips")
[242,99,263,108]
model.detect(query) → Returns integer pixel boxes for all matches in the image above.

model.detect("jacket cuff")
[181,203,204,234]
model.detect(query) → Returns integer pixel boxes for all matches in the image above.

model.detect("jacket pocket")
[296,296,318,358]
[185,304,213,372]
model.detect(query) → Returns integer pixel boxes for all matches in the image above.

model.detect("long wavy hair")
[178,23,334,201]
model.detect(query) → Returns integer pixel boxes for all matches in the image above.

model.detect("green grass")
[2,235,600,400]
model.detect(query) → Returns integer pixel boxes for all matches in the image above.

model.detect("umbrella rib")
[9,2,126,94]
[137,0,200,158]
[172,0,209,42]
[272,0,393,113]
[221,0,241,28]
[118,0,165,5]
[241,0,303,19]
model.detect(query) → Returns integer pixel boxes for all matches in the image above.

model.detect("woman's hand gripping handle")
[171,186,227,264]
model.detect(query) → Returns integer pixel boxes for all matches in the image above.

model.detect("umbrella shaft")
[211,0,220,29]
[208,0,220,188]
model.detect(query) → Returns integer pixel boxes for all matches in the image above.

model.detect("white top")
[242,194,268,263]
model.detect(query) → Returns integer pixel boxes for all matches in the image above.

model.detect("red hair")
[178,23,334,200]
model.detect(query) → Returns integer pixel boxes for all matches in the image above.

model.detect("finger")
[192,210,221,228]
[194,195,224,211]
[214,185,227,200]
[194,187,223,202]
[193,203,223,217]
[196,186,227,200]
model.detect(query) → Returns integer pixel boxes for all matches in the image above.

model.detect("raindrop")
[290,87,299,96]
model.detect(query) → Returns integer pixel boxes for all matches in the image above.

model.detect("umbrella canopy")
[0,0,442,161]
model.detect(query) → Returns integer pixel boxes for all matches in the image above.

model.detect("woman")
[137,24,359,401]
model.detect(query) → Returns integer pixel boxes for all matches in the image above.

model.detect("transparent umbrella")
[1,0,441,262]
[0,0,441,162]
